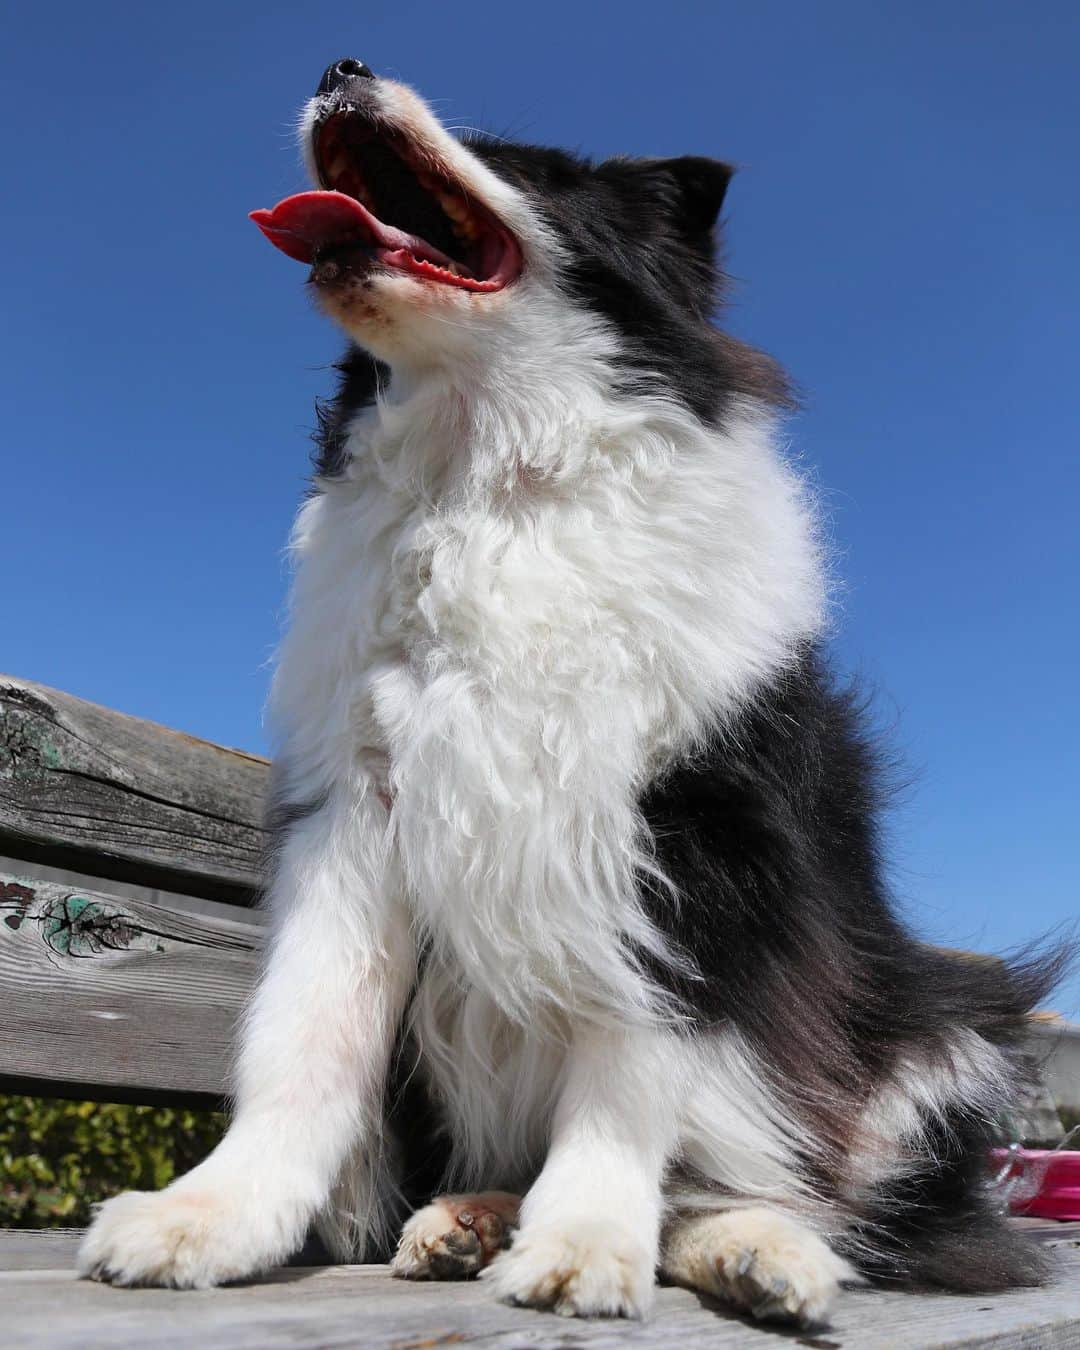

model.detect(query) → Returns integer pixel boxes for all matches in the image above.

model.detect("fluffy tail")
[843,938,1075,1292]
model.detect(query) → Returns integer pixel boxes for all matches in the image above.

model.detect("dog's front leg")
[483,1023,678,1319]
[78,794,412,1288]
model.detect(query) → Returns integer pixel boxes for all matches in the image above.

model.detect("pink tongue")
[249,190,454,268]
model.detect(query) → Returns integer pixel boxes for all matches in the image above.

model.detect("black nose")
[317,58,375,95]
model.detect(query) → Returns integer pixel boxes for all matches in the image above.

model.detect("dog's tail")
[842,935,1076,1292]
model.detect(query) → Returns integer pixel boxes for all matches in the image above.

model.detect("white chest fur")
[271,391,823,1027]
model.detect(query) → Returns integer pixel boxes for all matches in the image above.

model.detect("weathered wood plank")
[2,1226,1079,1348]
[0,1231,83,1271]
[5,1219,1073,1273]
[0,1230,329,1272]
[0,855,268,930]
[0,872,259,1103]
[0,676,269,904]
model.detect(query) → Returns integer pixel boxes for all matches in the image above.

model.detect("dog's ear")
[658,156,734,233]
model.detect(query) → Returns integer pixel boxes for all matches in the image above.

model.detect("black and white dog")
[79,60,1065,1327]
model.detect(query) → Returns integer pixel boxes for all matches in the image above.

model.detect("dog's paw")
[662,1207,853,1329]
[392,1191,520,1280]
[77,1186,276,1289]
[483,1220,655,1318]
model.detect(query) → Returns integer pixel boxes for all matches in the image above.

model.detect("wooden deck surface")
[3,1222,1080,1349]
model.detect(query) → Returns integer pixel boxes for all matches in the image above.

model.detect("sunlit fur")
[79,70,1064,1325]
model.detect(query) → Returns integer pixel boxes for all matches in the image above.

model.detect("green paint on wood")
[42,896,100,955]
[0,716,65,779]
[40,894,139,958]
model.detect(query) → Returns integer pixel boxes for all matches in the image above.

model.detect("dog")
[77,58,1066,1328]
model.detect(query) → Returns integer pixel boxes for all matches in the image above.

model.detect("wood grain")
[2,1223,1080,1348]
[0,675,269,905]
[0,871,260,1104]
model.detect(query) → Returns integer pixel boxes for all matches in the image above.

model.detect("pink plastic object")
[990,1148,1080,1220]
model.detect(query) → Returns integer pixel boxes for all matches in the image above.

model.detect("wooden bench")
[0,673,265,1108]
[2,672,1078,1348]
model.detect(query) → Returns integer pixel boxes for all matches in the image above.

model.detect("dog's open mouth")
[251,112,522,293]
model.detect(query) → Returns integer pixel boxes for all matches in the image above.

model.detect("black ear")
[657,156,734,232]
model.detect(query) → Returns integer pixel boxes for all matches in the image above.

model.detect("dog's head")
[252,60,738,382]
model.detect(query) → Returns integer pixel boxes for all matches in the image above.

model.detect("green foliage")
[0,1095,225,1227]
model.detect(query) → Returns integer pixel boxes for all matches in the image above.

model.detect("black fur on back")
[638,648,1070,1288]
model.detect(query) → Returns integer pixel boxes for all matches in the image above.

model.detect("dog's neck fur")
[291,359,827,765]
[342,297,634,495]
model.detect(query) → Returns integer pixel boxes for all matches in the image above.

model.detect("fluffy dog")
[79,58,1065,1328]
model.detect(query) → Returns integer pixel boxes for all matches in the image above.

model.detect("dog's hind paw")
[662,1206,855,1328]
[391,1191,520,1280]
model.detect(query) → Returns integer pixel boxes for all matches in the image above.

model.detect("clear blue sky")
[3,2,1077,1012]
